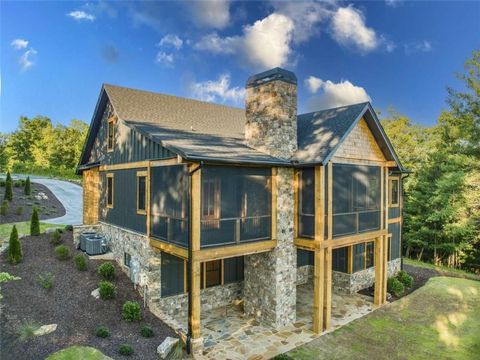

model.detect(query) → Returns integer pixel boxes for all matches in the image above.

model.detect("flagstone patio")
[151,283,375,359]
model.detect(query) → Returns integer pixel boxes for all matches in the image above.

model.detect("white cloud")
[404,40,432,55]
[19,48,37,71]
[155,51,174,67]
[11,39,28,50]
[192,0,230,29]
[189,74,245,104]
[305,76,323,93]
[158,34,184,50]
[331,6,379,53]
[68,10,95,21]
[195,13,295,69]
[307,78,371,110]
[385,0,402,7]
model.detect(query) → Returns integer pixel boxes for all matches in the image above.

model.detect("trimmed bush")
[74,254,88,271]
[97,262,115,280]
[15,206,23,215]
[0,179,5,187]
[13,181,21,188]
[65,225,73,231]
[396,270,414,288]
[140,325,154,338]
[30,208,40,236]
[8,225,23,264]
[37,272,54,290]
[4,178,12,201]
[54,245,70,260]
[122,301,141,322]
[24,176,31,195]
[99,281,116,300]
[0,203,7,216]
[118,344,134,356]
[50,229,62,245]
[95,326,110,338]
[387,277,405,297]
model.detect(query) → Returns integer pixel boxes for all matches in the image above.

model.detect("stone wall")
[73,224,102,248]
[244,167,297,328]
[296,265,313,285]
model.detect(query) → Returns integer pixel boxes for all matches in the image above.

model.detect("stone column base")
[189,337,204,357]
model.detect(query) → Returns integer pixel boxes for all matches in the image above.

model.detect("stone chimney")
[245,67,298,159]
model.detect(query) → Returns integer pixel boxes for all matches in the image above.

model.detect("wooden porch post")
[374,235,384,306]
[313,165,325,333]
[324,161,333,330]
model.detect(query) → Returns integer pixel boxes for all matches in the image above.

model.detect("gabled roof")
[78,84,404,171]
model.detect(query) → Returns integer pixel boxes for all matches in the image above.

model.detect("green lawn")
[404,258,480,281]
[286,276,480,360]
[46,346,112,360]
[0,221,65,244]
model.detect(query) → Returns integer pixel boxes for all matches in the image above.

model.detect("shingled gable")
[77,84,404,171]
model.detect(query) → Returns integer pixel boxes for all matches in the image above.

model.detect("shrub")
[15,206,23,215]
[37,272,54,290]
[97,262,115,280]
[4,178,12,201]
[95,326,110,338]
[50,229,62,245]
[396,270,414,288]
[17,322,39,342]
[0,179,5,187]
[0,203,7,216]
[140,325,154,338]
[99,281,116,300]
[122,301,141,322]
[65,225,73,231]
[30,208,40,236]
[24,176,31,195]
[54,245,70,260]
[74,254,88,271]
[13,181,21,188]
[387,277,405,297]
[273,355,293,360]
[118,344,134,356]
[8,225,22,264]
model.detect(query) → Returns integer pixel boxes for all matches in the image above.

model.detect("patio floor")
[152,283,375,360]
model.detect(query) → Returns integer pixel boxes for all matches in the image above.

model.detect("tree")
[8,225,22,264]
[0,134,10,173]
[30,208,40,236]
[4,174,12,202]
[24,176,31,196]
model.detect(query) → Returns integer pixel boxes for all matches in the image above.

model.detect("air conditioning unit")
[80,231,97,251]
[85,235,105,255]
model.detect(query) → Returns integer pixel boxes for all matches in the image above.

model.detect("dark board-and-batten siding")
[100,168,147,234]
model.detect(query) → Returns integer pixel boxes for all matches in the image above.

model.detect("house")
[75,67,405,353]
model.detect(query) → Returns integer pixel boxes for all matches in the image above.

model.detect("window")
[333,247,349,273]
[202,177,220,229]
[389,179,399,206]
[161,253,185,297]
[107,118,115,152]
[137,171,147,215]
[365,242,374,268]
[202,260,222,288]
[224,257,244,284]
[352,243,366,272]
[124,252,131,268]
[106,173,114,208]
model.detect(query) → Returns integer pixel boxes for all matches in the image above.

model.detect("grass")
[404,258,480,281]
[46,346,112,360]
[0,221,65,244]
[286,276,480,360]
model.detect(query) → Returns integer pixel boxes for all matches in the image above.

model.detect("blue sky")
[1,1,479,133]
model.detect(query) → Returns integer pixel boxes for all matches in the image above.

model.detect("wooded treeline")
[382,50,480,273]
[0,118,88,180]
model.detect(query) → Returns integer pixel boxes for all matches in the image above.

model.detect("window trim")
[106,173,114,208]
[107,117,115,152]
[136,170,148,215]
[389,177,400,208]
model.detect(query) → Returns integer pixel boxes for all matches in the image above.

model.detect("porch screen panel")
[161,252,184,297]
[224,256,244,284]
[352,243,366,272]
[332,164,381,238]
[150,165,189,247]
[389,222,401,259]
[200,166,271,248]
[299,168,315,238]
[389,207,401,218]
[297,249,314,267]
[332,247,348,273]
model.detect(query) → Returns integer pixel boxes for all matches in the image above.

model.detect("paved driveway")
[13,175,83,225]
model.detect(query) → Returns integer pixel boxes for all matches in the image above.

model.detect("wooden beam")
[190,259,201,339]
[323,247,332,330]
[271,168,278,241]
[380,166,384,230]
[382,234,389,305]
[313,248,325,333]
[327,162,333,241]
[347,245,353,274]
[101,161,149,171]
[385,170,389,231]
[374,236,384,306]
[195,240,277,262]
[146,163,151,237]
[388,217,402,224]
[314,166,325,243]
[151,157,182,167]
[294,238,319,251]
[149,238,188,259]
[190,165,202,340]
[320,229,388,249]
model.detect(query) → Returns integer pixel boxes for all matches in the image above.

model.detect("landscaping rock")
[34,324,57,336]
[91,288,100,299]
[157,337,179,359]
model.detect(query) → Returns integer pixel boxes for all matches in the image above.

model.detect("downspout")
[400,172,410,271]
[186,161,203,354]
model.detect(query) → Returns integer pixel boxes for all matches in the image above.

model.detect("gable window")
[106,173,114,208]
[107,117,115,152]
[202,177,220,229]
[389,179,399,207]
[137,171,147,215]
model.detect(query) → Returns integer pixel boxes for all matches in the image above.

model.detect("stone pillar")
[244,167,297,327]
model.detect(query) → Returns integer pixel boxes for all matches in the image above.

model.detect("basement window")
[106,173,114,208]
[137,171,147,215]
[124,252,131,268]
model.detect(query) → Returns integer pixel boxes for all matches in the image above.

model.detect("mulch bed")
[0,231,176,360]
[0,182,66,223]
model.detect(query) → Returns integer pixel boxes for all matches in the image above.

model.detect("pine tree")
[8,225,22,264]
[6,171,11,182]
[30,208,40,236]
[24,176,31,195]
[4,177,12,201]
